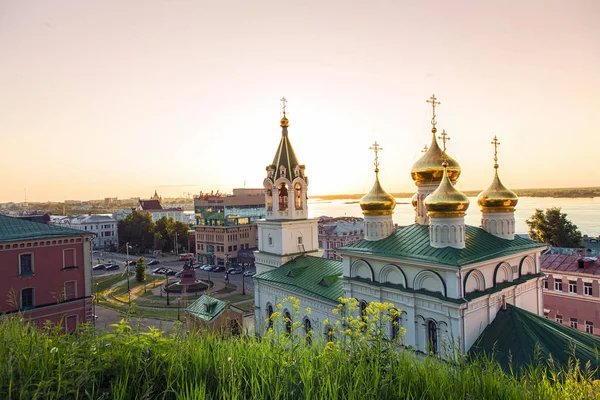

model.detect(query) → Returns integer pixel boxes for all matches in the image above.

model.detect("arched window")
[427,320,438,354]
[266,185,273,211]
[285,311,292,334]
[304,318,312,345]
[390,310,400,340]
[326,325,335,342]
[278,183,288,211]
[267,304,274,329]
[294,183,303,210]
[360,300,368,331]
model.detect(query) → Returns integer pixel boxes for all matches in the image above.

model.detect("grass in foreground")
[1,297,599,399]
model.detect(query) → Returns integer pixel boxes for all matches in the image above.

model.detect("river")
[308,197,600,237]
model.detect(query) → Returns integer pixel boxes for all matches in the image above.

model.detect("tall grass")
[1,310,598,399]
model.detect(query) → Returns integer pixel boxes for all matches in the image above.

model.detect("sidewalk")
[94,305,176,333]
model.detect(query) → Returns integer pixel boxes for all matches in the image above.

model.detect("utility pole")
[126,242,131,306]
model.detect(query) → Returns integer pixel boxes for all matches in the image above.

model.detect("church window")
[278,183,288,211]
[297,235,303,245]
[326,326,335,342]
[390,311,401,340]
[268,234,273,247]
[427,320,438,354]
[304,318,313,345]
[294,183,303,210]
[360,301,368,331]
[285,311,292,334]
[266,186,273,211]
[267,304,274,329]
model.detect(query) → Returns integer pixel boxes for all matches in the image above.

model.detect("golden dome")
[424,166,470,217]
[411,130,461,185]
[477,170,518,212]
[411,193,418,211]
[360,173,396,216]
[280,112,289,127]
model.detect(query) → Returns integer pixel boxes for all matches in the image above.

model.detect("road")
[92,252,255,294]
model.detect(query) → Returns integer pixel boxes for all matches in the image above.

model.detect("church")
[252,96,547,356]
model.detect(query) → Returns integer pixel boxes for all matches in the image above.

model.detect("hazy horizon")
[1,1,599,203]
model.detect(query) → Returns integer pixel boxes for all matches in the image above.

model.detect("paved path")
[94,305,177,334]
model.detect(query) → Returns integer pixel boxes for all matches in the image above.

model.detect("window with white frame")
[63,248,76,269]
[64,281,77,300]
[543,279,548,289]
[297,235,303,245]
[554,280,563,291]
[556,315,563,324]
[268,235,273,247]
[586,321,594,334]
[20,288,34,309]
[570,318,578,329]
[568,280,577,294]
[19,253,34,275]
[584,282,593,296]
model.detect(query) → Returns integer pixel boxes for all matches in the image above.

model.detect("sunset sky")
[1,1,598,202]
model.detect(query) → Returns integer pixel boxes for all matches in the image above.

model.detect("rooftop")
[254,255,343,303]
[0,215,90,242]
[469,304,600,374]
[541,253,600,276]
[138,200,163,210]
[341,224,546,267]
[186,295,228,322]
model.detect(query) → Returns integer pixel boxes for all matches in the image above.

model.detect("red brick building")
[541,253,600,335]
[0,215,94,331]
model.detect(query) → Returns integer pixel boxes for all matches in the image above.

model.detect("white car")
[243,270,255,277]
[92,264,106,271]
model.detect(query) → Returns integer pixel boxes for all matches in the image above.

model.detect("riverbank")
[314,187,600,200]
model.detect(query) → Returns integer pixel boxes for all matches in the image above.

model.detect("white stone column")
[364,214,394,241]
[480,211,515,240]
[415,183,439,225]
[429,216,466,249]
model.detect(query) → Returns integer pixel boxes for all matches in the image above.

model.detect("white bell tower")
[254,98,320,275]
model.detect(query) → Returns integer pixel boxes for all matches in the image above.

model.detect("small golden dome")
[411,131,461,184]
[280,112,289,127]
[477,169,518,212]
[360,173,396,216]
[424,166,469,217]
[411,193,418,211]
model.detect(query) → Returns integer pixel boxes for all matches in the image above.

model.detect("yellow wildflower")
[306,307,312,315]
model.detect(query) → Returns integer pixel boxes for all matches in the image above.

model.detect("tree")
[135,256,146,282]
[118,211,155,251]
[526,207,582,248]
[155,216,191,253]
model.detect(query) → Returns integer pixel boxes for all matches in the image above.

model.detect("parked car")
[92,264,106,271]
[243,270,255,277]
[229,268,243,275]
[165,269,177,276]
[148,259,159,266]
[105,264,120,271]
[175,271,182,278]
[201,265,212,271]
[123,260,137,266]
[213,266,226,272]
[153,267,166,274]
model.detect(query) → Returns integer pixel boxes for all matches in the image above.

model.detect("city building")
[0,215,94,332]
[51,215,118,250]
[186,295,254,335]
[253,97,548,358]
[541,253,600,335]
[135,192,184,223]
[194,188,265,266]
[194,188,266,225]
[318,216,364,260]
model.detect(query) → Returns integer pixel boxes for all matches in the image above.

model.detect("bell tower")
[254,98,320,274]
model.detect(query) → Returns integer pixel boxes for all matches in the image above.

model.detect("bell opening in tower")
[294,183,303,210]
[278,183,289,211]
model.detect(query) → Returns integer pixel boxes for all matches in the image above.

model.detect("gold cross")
[426,94,440,129]
[280,97,288,114]
[438,129,450,163]
[369,141,382,172]
[421,144,429,153]
[492,135,500,168]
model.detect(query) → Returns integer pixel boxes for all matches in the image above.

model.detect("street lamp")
[242,264,246,295]
[166,273,170,305]
[177,297,181,321]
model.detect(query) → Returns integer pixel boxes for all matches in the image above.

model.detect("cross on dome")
[281,97,288,114]
[426,94,441,131]
[369,141,382,173]
[492,135,500,169]
[438,129,450,166]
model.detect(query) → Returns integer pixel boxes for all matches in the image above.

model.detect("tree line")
[117,211,191,254]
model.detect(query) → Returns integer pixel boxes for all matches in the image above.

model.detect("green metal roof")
[268,127,305,182]
[341,224,546,267]
[186,295,228,322]
[469,304,600,375]
[254,255,343,303]
[0,215,89,242]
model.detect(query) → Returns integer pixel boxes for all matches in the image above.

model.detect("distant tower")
[477,136,518,239]
[359,141,396,241]
[424,130,470,249]
[152,190,161,201]
[254,98,320,274]
[411,94,461,225]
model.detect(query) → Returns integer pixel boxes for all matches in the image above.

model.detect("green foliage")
[135,256,146,282]
[117,211,155,251]
[154,216,191,252]
[2,298,600,399]
[526,207,583,247]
